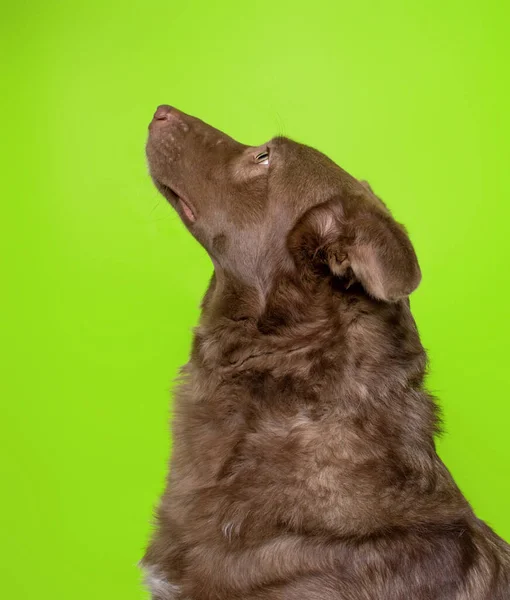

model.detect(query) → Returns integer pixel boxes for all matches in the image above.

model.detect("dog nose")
[153,104,173,120]
[149,104,189,133]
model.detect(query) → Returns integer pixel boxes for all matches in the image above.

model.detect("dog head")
[147,106,420,304]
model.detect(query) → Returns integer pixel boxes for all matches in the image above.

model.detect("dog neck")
[192,269,427,398]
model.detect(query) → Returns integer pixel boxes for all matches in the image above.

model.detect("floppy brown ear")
[288,199,421,302]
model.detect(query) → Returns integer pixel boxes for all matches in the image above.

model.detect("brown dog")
[141,105,510,599]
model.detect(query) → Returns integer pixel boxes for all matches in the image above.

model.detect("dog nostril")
[153,105,173,120]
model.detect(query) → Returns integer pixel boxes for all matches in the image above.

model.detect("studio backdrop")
[2,1,509,599]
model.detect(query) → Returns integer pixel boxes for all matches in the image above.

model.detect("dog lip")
[177,196,197,224]
[158,181,197,224]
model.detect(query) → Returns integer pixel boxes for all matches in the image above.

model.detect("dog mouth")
[157,181,197,224]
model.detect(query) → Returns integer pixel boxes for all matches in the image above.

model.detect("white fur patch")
[142,564,181,600]
[222,521,239,541]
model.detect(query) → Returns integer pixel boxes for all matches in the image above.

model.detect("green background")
[2,1,509,598]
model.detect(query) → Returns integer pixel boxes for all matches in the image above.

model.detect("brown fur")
[141,105,510,599]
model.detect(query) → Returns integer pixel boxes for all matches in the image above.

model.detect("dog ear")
[288,198,421,302]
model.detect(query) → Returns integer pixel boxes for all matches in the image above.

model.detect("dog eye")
[255,150,269,165]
